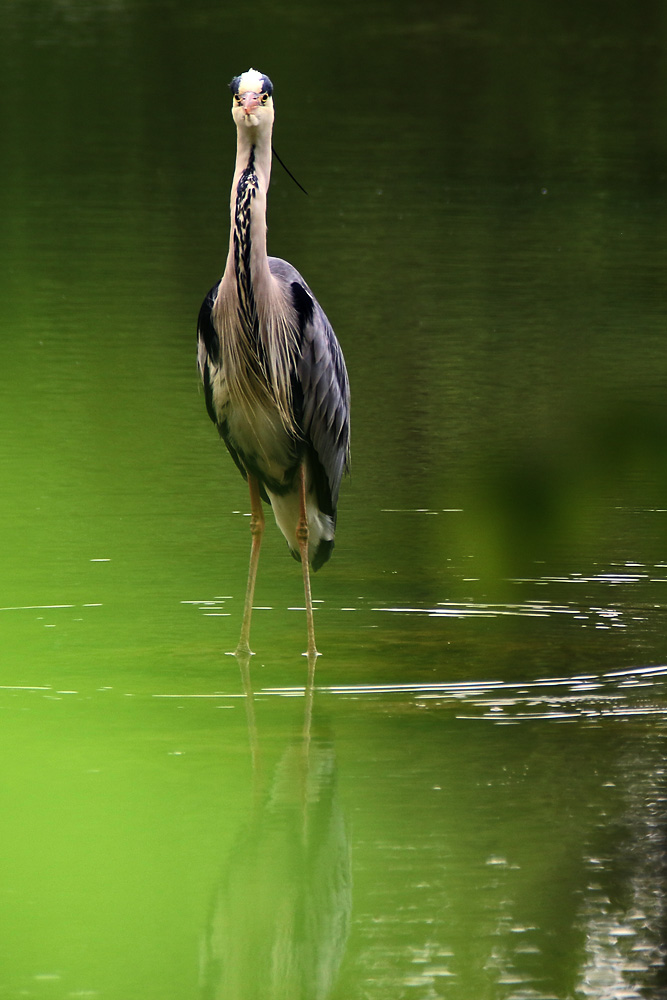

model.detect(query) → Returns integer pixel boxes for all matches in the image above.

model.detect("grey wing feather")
[268,257,350,514]
[299,298,350,509]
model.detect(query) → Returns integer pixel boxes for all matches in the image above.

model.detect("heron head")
[230,68,274,131]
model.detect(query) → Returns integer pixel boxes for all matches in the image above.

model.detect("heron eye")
[234,94,242,104]
[261,93,269,104]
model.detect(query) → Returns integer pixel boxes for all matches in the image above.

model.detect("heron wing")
[197,281,221,426]
[267,259,350,518]
[294,282,350,512]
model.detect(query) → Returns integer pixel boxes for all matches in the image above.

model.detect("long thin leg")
[235,473,265,657]
[297,463,319,658]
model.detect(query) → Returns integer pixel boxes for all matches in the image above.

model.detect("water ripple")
[373,600,628,628]
[146,664,667,726]
[257,664,667,724]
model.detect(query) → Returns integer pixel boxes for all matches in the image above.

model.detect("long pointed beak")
[240,92,260,115]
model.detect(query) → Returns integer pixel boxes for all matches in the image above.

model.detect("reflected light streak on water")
[148,663,667,729]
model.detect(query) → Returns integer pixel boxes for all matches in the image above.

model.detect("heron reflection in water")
[197,68,350,658]
[199,653,352,1000]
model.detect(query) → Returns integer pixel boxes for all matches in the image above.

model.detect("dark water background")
[2,1,667,997]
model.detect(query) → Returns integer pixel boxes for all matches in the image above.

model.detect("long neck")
[218,118,298,433]
[225,124,273,309]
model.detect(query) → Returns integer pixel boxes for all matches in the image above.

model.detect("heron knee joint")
[250,514,264,536]
[296,521,309,544]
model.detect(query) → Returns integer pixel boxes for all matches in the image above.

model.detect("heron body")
[197,68,350,656]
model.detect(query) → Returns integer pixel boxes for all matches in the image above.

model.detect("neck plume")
[233,146,260,335]
[218,121,300,437]
[227,124,272,288]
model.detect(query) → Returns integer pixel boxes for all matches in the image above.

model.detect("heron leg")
[297,463,319,659]
[235,473,264,657]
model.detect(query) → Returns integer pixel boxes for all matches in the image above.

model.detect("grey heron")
[197,68,350,659]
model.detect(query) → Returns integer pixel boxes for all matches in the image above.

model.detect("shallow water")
[2,1,667,997]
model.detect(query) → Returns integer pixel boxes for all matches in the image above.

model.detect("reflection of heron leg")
[235,474,264,657]
[235,648,262,786]
[302,647,317,750]
[297,464,319,659]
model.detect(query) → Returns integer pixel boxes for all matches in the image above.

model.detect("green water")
[2,1,667,997]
